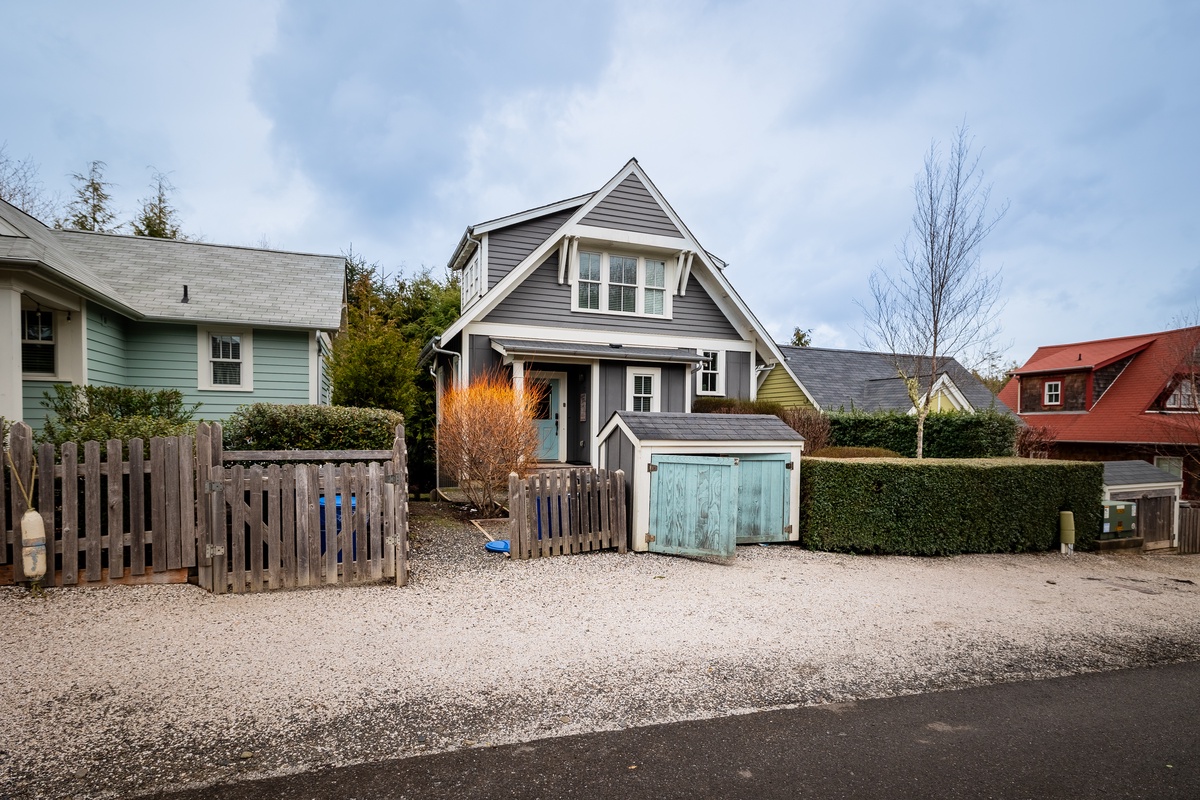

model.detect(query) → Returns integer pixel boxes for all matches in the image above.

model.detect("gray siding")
[600,425,636,536]
[599,362,626,431]
[598,361,686,425]
[727,350,752,401]
[484,258,742,340]
[581,174,681,237]
[469,334,502,380]
[486,208,576,289]
[663,365,686,411]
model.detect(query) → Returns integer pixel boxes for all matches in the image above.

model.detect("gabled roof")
[437,159,806,391]
[606,411,804,443]
[998,326,1200,444]
[0,198,344,329]
[1101,460,1182,488]
[777,345,1011,414]
[1013,334,1158,375]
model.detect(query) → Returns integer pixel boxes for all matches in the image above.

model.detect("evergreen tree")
[131,170,186,239]
[60,160,120,232]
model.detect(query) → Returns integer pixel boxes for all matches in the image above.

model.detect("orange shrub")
[439,371,542,512]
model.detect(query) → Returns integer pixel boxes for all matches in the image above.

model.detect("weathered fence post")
[194,423,213,592]
[392,422,409,587]
[614,469,628,553]
[7,422,33,583]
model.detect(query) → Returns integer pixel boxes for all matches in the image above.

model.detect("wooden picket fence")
[1,420,409,592]
[507,468,627,559]
[196,422,409,594]
[1,421,198,587]
[1180,504,1200,555]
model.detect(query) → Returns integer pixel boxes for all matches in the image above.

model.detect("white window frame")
[570,249,673,319]
[1154,456,1184,479]
[626,366,662,413]
[462,250,483,309]
[1043,380,1061,406]
[198,328,254,392]
[577,250,601,310]
[696,349,724,396]
[1166,378,1197,409]
[20,308,56,376]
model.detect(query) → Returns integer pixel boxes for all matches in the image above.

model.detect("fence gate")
[1138,496,1175,551]
[648,455,739,559]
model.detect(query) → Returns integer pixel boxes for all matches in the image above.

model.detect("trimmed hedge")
[800,457,1103,555]
[828,409,1018,458]
[223,404,405,451]
[38,385,199,451]
[693,397,786,416]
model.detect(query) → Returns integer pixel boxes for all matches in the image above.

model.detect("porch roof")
[490,337,707,364]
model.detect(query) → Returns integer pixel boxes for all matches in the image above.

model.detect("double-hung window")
[578,251,601,310]
[1043,380,1061,406]
[21,309,55,374]
[608,255,638,313]
[1166,379,1197,409]
[643,259,666,315]
[199,329,254,391]
[697,350,723,395]
[627,367,661,412]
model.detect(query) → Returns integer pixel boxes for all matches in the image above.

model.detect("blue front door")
[534,377,561,461]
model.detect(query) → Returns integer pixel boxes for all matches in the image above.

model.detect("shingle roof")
[491,338,706,363]
[998,327,1200,445]
[1102,460,1182,487]
[55,231,345,329]
[1014,335,1157,375]
[615,411,804,442]
[777,346,1012,415]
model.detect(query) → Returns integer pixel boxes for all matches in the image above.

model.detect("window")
[578,251,601,310]
[1044,380,1061,406]
[1154,456,1184,479]
[643,259,666,316]
[1166,379,1197,409]
[462,251,483,308]
[199,329,253,391]
[627,367,661,412]
[697,350,724,395]
[21,309,54,374]
[571,250,673,318]
[608,254,638,313]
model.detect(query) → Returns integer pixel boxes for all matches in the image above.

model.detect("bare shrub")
[780,407,830,453]
[438,370,542,512]
[1015,424,1055,459]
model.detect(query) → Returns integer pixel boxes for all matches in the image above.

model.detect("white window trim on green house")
[197,328,254,392]
[16,289,86,386]
[627,366,661,412]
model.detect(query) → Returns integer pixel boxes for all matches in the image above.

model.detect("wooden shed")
[1101,460,1184,551]
[598,412,805,558]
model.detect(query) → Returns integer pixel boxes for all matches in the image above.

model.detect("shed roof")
[491,338,706,363]
[612,412,804,442]
[1101,460,1183,487]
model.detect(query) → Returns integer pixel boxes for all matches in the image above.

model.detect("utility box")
[1101,501,1137,538]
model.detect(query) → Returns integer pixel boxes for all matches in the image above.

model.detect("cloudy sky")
[3,1,1197,366]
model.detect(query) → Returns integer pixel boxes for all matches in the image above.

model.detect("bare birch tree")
[863,124,1008,458]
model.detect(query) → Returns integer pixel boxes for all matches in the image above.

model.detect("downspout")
[423,336,461,499]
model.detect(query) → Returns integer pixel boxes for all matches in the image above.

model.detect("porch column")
[0,284,23,425]
[512,358,525,399]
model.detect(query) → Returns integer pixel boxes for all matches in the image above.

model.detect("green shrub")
[223,404,404,451]
[810,446,904,458]
[692,397,787,417]
[827,409,1018,458]
[38,385,199,454]
[800,457,1103,555]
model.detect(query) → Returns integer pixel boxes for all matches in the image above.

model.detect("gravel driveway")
[3,502,1200,799]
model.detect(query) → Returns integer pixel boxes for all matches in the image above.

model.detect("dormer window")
[571,249,673,318]
[462,251,483,309]
[1166,379,1197,410]
[1044,380,1061,406]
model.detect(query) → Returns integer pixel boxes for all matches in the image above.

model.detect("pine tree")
[60,160,120,232]
[131,170,186,239]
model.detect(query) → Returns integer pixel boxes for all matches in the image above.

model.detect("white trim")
[466,321,752,354]
[566,224,689,251]
[626,366,662,413]
[308,330,320,404]
[696,349,725,396]
[590,360,601,465]
[470,193,593,235]
[529,369,568,463]
[568,248,674,319]
[912,374,973,414]
[197,327,254,392]
[1044,380,1062,406]
[480,233,489,295]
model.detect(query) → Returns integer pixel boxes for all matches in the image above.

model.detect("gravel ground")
[3,502,1200,799]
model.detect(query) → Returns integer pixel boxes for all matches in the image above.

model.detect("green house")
[0,199,345,431]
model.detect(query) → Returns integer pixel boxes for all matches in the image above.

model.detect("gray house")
[0,198,344,430]
[423,159,807,475]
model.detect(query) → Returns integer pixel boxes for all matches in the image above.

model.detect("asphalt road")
[157,660,1200,799]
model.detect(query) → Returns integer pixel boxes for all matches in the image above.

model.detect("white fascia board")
[1104,481,1182,494]
[470,193,593,235]
[567,224,689,252]
[597,413,637,446]
[467,321,753,354]
[931,374,973,412]
[636,440,805,454]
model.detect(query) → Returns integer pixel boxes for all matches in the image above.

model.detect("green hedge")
[800,457,1103,555]
[828,409,1018,458]
[223,404,404,451]
[38,385,199,451]
[693,397,786,416]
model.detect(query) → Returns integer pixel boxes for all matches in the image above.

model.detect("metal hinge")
[786,462,794,470]
[205,544,226,558]
[383,473,405,485]
[647,463,658,473]
[784,524,793,534]
[205,481,224,493]
[646,534,655,543]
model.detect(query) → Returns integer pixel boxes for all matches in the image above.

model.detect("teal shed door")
[648,455,739,558]
[735,454,791,543]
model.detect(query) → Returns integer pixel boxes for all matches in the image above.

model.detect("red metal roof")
[999,326,1200,444]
